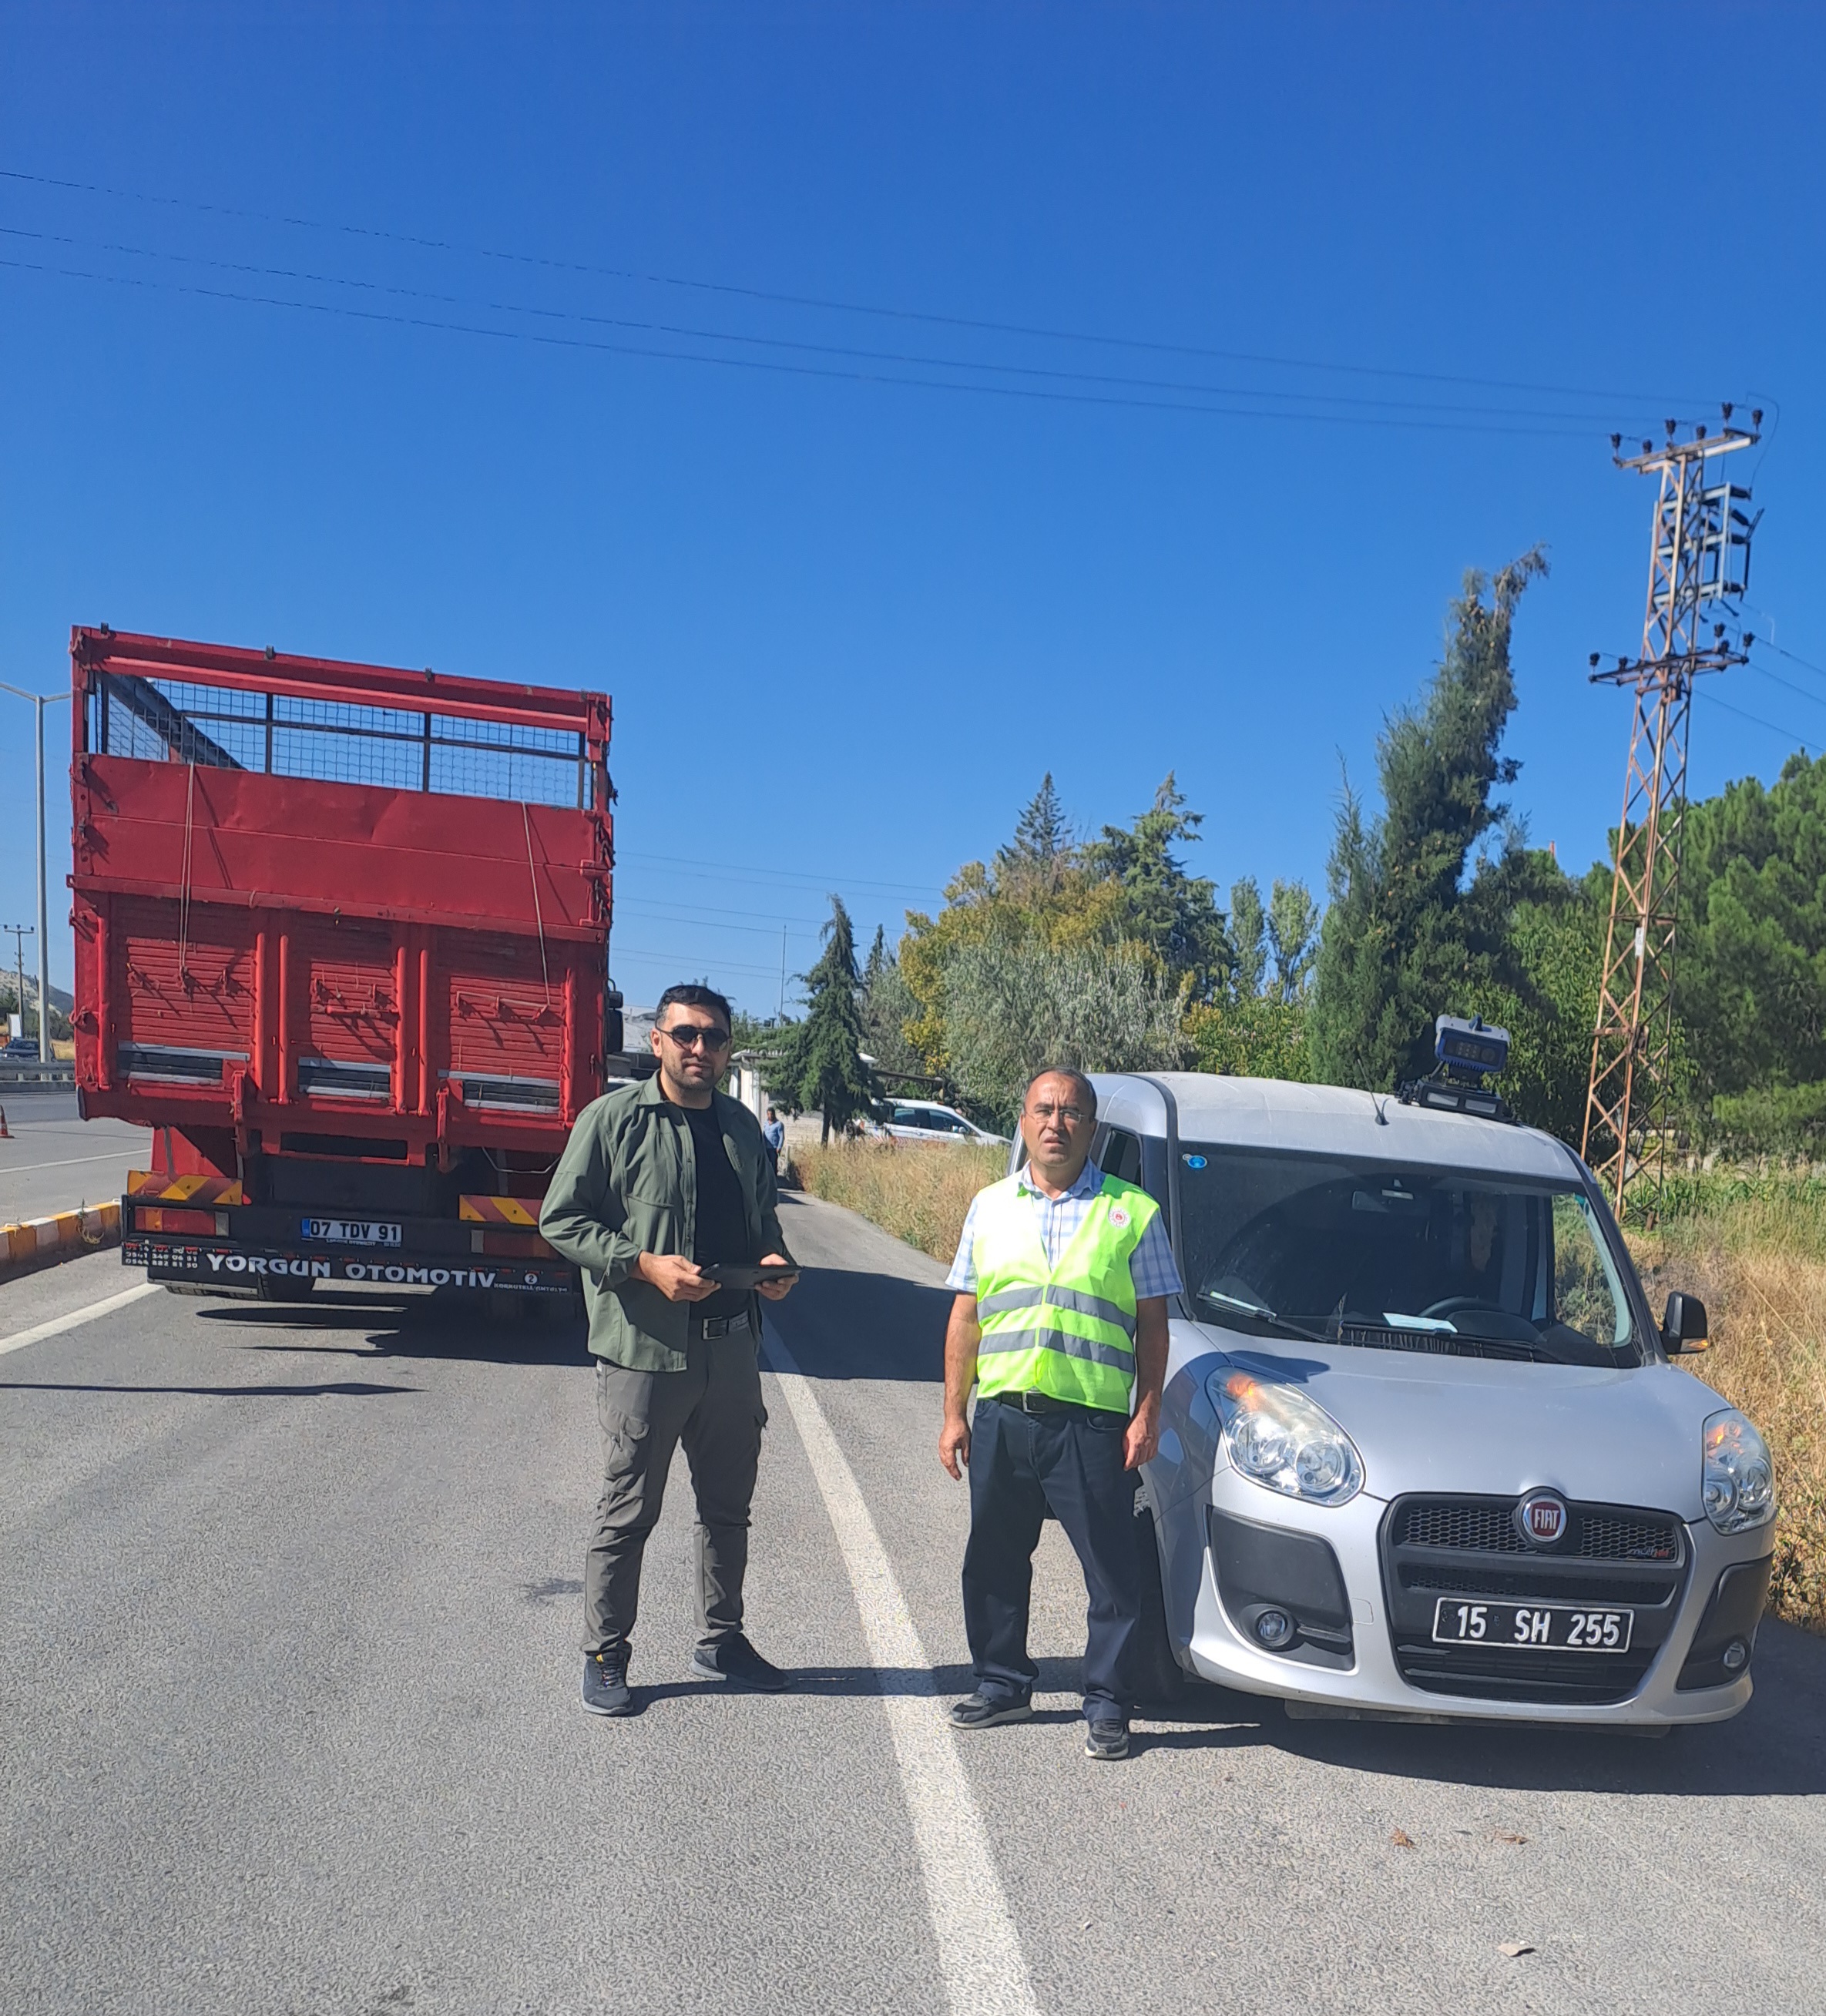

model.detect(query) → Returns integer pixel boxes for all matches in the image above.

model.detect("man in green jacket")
[541,983,798,1717]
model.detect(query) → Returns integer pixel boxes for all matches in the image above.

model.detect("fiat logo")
[1516,1491,1569,1547]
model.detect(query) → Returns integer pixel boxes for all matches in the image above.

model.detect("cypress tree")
[770,896,881,1142]
[1308,549,1547,1090]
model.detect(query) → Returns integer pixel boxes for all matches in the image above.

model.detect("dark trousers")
[583,1331,766,1660]
[961,1397,1140,1716]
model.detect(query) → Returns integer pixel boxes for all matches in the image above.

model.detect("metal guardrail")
[0,1060,76,1085]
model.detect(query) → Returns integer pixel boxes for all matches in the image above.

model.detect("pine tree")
[770,897,881,1142]
[993,774,1073,898]
[1308,549,1547,1090]
[1085,774,1234,999]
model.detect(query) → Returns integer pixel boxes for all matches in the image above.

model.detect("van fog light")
[1722,1638,1750,1673]
[1254,1608,1295,1649]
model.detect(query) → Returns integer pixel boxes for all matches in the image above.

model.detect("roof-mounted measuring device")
[1397,1014,1514,1122]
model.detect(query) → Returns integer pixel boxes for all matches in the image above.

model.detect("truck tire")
[1131,1502,1187,1705]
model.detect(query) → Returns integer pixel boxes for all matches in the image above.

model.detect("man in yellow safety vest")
[938,1066,1180,1760]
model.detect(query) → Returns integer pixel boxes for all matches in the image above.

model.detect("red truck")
[69,626,620,1303]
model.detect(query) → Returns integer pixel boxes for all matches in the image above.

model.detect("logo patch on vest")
[1109,1205,1130,1228]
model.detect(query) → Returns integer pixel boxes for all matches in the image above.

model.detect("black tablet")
[700,1263,799,1291]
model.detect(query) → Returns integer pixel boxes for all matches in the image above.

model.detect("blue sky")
[3,2,1822,1016]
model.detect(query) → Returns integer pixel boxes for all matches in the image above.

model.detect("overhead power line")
[1760,638,1826,683]
[1747,658,1826,714]
[0,223,1685,430]
[0,164,1721,408]
[1703,689,1821,755]
[610,943,794,983]
[0,252,1639,438]
[616,848,942,898]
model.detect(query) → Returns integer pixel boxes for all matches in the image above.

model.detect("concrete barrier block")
[0,1200,123,1279]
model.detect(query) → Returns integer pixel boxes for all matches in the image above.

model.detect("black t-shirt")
[683,1102,756,1318]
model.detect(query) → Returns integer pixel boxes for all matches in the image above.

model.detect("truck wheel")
[1132,1502,1187,1704]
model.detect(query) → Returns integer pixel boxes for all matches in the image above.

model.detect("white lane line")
[0,1282,162,1358]
[764,1325,1042,2016]
[0,1152,139,1175]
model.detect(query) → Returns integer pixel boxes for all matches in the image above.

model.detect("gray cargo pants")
[583,1325,767,1661]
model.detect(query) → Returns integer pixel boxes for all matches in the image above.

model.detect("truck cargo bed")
[69,628,616,1296]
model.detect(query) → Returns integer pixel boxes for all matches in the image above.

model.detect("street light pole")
[3,923,32,1045]
[1,681,72,1062]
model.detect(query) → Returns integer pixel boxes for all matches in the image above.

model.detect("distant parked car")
[2,1036,40,1058]
[870,1099,1007,1146]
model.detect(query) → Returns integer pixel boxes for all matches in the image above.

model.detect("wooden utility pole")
[1582,409,1762,1217]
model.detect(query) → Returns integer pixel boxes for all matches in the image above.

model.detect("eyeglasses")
[659,1022,732,1052]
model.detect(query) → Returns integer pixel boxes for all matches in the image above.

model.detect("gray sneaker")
[1084,1714,1130,1760]
[582,1650,633,1716]
[691,1632,790,1692]
[948,1692,1033,1730]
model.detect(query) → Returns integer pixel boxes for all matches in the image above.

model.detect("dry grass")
[792,1138,1005,1265]
[1630,1195,1826,1632]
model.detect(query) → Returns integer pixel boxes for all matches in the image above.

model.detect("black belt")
[693,1308,753,1340]
[989,1389,1125,1422]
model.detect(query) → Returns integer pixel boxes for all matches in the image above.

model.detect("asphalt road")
[2,1195,1823,2016]
[0,1089,149,1226]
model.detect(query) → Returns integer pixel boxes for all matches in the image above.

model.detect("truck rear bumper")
[121,1199,578,1295]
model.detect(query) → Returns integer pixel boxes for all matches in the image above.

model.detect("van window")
[1102,1128,1143,1185]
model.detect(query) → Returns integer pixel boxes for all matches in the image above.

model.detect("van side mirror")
[1662,1291,1709,1354]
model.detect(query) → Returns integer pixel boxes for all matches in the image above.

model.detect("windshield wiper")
[1197,1290,1330,1345]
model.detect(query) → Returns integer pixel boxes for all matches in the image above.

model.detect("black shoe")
[1085,1714,1130,1760]
[691,1632,790,1692]
[582,1650,633,1716]
[948,1692,1033,1730]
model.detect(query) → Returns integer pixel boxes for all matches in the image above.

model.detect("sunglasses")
[659,1022,732,1052]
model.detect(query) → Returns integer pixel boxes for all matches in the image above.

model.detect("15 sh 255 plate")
[1432,1598,1634,1653]
[300,1218,403,1246]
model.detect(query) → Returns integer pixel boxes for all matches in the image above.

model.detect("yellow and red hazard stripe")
[458,1194,542,1226]
[127,1171,247,1206]
[459,1193,555,1257]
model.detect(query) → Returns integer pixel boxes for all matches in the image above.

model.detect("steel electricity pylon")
[1581,408,1762,1218]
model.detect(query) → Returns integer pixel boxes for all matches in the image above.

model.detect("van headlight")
[1702,1410,1775,1534]
[1207,1368,1363,1506]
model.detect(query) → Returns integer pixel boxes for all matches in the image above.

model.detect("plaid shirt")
[945,1159,1183,1300]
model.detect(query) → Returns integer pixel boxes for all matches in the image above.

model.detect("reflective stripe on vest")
[968,1171,1160,1412]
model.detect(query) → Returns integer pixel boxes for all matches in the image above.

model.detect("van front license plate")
[1432,1598,1633,1653]
[301,1218,403,1247]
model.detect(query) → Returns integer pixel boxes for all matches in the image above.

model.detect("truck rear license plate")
[301,1218,403,1247]
[1432,1598,1633,1652]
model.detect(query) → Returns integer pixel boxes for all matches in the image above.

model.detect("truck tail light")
[135,1206,224,1235]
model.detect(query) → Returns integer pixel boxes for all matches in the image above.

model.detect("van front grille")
[1381,1494,1689,1706]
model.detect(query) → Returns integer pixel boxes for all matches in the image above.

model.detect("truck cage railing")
[74,629,610,814]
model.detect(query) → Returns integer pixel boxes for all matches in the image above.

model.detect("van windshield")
[1177,1146,1643,1367]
